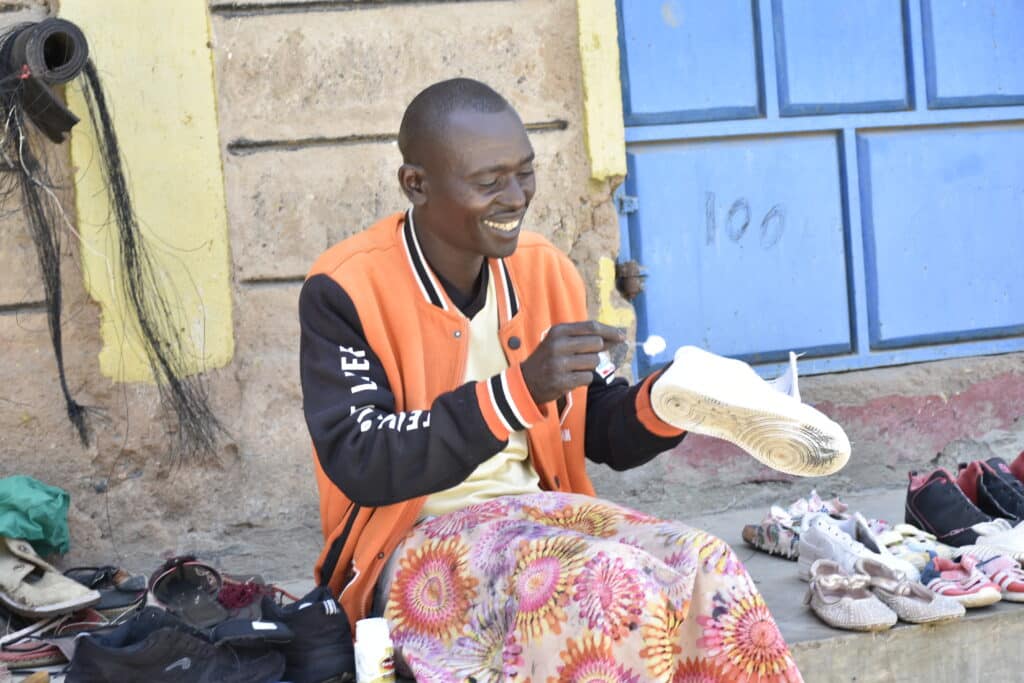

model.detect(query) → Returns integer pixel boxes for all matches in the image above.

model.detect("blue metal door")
[617,0,1024,376]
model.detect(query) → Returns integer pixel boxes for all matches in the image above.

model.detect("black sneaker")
[957,460,1024,523]
[906,469,992,546]
[65,607,285,683]
[259,586,355,683]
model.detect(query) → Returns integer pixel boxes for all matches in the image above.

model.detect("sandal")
[803,559,897,631]
[0,604,72,669]
[741,490,849,560]
[148,555,228,629]
[0,537,100,618]
[64,566,147,620]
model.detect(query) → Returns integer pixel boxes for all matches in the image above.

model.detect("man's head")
[397,78,535,283]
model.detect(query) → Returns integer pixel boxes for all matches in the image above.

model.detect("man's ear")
[398,164,428,206]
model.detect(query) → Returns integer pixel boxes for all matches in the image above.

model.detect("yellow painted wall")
[576,0,627,182]
[596,256,635,330]
[62,0,233,382]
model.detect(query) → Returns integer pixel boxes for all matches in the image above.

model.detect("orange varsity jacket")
[299,211,685,629]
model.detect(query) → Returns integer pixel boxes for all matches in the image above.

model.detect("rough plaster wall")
[5,0,617,577]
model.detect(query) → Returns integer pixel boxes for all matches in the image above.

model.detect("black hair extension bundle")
[0,18,224,458]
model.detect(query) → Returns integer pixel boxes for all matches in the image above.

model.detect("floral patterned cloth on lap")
[381,492,803,682]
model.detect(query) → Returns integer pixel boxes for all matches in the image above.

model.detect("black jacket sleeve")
[299,274,507,507]
[584,366,686,471]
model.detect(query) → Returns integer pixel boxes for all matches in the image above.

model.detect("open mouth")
[482,216,523,233]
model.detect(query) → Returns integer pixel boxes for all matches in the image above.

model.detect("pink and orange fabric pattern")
[381,492,803,682]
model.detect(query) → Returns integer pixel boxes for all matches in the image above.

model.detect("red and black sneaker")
[957,459,1024,523]
[906,469,992,547]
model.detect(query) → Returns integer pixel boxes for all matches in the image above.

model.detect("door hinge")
[615,193,639,215]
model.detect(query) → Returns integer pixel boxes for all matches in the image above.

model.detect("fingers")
[550,321,626,352]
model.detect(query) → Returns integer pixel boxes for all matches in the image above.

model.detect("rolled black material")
[0,19,90,142]
[8,18,89,84]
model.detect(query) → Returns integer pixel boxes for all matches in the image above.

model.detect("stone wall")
[0,0,623,576]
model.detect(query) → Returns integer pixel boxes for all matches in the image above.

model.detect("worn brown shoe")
[0,537,99,618]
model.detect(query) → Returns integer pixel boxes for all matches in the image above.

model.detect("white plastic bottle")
[354,617,396,683]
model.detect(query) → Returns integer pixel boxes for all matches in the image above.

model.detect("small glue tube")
[354,617,396,683]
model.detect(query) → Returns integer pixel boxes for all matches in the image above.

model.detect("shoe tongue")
[766,351,801,400]
[956,463,982,503]
[929,468,958,484]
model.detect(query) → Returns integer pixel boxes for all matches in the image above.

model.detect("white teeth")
[483,218,521,232]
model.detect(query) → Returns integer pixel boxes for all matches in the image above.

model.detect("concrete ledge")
[688,486,1024,683]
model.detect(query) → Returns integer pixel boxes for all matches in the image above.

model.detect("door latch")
[615,260,646,302]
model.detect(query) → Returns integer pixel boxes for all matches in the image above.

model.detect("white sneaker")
[651,346,850,477]
[970,519,1024,561]
[798,513,920,582]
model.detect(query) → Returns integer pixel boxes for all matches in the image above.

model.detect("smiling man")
[299,78,803,682]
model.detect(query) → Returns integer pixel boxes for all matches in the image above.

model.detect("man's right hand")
[520,321,625,405]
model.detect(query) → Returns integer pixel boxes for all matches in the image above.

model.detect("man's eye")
[477,178,499,188]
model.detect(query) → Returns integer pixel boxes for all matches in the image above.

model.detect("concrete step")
[687,486,1024,683]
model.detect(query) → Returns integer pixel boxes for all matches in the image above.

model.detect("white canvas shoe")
[650,346,850,477]
[798,513,921,582]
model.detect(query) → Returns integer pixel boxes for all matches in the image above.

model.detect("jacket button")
[453,330,462,338]
[508,336,521,349]
[377,552,385,560]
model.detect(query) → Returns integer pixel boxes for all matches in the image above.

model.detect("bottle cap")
[356,617,391,642]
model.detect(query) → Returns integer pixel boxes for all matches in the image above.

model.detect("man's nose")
[500,176,527,210]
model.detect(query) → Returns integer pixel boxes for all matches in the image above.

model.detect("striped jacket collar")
[401,209,520,321]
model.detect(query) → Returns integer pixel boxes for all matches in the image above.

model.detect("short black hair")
[398,78,513,164]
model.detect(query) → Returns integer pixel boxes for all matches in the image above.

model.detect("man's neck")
[411,210,485,294]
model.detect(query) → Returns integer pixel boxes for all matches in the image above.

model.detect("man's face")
[418,107,536,260]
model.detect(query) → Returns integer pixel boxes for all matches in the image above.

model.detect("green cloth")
[0,475,70,556]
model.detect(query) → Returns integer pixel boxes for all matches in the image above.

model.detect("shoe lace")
[814,516,867,553]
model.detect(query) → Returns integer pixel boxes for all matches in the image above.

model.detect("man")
[300,78,806,681]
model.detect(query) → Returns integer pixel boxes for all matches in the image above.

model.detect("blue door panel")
[619,0,762,125]
[626,133,852,367]
[922,0,1024,108]
[618,0,1024,377]
[858,123,1024,348]
[773,0,912,115]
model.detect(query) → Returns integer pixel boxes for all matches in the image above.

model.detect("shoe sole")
[999,590,1024,603]
[817,617,894,632]
[954,588,1002,609]
[741,525,799,560]
[0,591,100,619]
[902,612,965,625]
[652,353,849,478]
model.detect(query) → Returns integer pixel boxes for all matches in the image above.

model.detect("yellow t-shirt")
[419,273,540,518]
